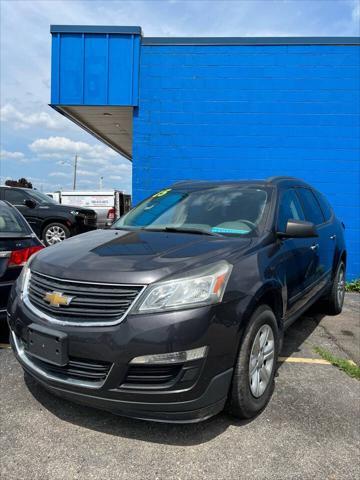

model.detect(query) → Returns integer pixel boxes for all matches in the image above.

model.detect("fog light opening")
[129,346,208,365]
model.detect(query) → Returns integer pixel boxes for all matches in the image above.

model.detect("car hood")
[32,229,253,285]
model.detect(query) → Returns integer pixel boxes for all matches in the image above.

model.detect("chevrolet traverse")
[8,177,346,422]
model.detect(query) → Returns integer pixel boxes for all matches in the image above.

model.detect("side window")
[4,189,28,205]
[313,190,333,222]
[277,189,305,233]
[296,188,325,226]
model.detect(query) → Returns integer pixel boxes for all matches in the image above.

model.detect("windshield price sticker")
[152,189,172,199]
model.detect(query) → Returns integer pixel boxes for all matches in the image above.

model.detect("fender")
[40,215,73,226]
[229,280,285,373]
[236,280,285,338]
[40,216,74,233]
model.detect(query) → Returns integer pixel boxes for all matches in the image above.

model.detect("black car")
[7,177,346,422]
[0,187,97,246]
[0,201,43,323]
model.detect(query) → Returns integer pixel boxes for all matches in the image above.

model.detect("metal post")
[73,155,78,190]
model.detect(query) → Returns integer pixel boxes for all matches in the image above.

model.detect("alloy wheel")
[337,266,345,307]
[45,225,66,245]
[249,324,275,398]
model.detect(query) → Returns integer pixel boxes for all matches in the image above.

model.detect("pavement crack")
[317,322,357,364]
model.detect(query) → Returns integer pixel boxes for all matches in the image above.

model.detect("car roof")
[0,185,32,191]
[171,176,312,190]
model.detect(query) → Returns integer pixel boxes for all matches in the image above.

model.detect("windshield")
[112,186,270,237]
[0,204,31,234]
[29,190,57,205]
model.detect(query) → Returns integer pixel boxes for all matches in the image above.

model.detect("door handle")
[330,234,336,240]
[310,243,319,251]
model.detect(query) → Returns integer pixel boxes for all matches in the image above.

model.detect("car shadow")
[23,305,326,446]
[24,372,254,446]
[279,305,326,365]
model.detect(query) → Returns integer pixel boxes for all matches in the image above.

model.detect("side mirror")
[24,199,37,209]
[278,219,318,238]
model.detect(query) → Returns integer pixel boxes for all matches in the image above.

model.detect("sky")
[0,0,359,194]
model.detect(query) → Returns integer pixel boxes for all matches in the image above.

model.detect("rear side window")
[4,189,28,205]
[0,204,29,233]
[313,190,333,222]
[296,188,325,226]
[277,189,305,232]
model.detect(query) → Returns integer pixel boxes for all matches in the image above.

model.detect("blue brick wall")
[51,32,140,106]
[133,45,360,279]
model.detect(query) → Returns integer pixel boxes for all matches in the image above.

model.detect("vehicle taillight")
[8,245,44,267]
[107,207,115,220]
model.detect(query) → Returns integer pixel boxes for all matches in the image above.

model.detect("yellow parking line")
[0,343,11,350]
[278,356,331,365]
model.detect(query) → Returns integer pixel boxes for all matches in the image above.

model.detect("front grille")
[121,364,182,389]
[27,270,144,324]
[28,354,111,384]
[76,211,97,227]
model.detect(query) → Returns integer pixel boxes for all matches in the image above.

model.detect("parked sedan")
[7,177,346,422]
[0,201,43,322]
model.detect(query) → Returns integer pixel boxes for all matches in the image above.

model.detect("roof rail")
[266,176,301,183]
[172,180,208,185]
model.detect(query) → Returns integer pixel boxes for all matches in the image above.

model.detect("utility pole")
[73,154,78,190]
[99,176,103,190]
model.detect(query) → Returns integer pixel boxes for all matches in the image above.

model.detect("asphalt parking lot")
[1,294,359,480]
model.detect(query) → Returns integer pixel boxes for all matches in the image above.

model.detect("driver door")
[275,188,319,318]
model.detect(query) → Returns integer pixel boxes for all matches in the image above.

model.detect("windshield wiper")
[111,226,143,232]
[162,227,222,237]
[112,226,222,237]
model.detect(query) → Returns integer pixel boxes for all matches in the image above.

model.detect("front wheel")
[42,223,70,246]
[228,305,279,419]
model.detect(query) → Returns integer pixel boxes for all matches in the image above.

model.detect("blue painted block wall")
[51,32,140,106]
[133,45,360,279]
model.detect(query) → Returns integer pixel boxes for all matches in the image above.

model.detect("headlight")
[132,260,232,314]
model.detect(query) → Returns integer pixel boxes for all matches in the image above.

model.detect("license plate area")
[26,323,68,366]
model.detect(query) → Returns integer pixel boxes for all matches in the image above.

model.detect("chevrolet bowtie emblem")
[43,291,73,308]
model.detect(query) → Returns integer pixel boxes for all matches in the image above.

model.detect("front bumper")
[73,214,97,235]
[11,328,231,422]
[8,290,242,423]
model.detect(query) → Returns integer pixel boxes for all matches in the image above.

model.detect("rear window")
[296,188,325,226]
[0,204,30,233]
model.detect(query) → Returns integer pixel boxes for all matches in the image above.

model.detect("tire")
[42,222,70,246]
[228,305,279,419]
[324,261,346,315]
